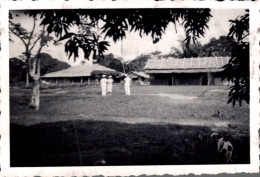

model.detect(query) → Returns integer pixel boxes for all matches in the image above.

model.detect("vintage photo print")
[0,0,259,176]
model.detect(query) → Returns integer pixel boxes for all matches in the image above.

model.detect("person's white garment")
[107,78,114,95]
[100,78,107,96]
[124,77,131,95]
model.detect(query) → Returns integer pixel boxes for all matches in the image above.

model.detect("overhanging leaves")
[222,10,249,106]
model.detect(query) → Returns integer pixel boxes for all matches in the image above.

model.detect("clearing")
[10,85,249,166]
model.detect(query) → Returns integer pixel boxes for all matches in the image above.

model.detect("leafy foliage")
[9,53,71,85]
[35,53,71,75]
[9,11,55,91]
[166,36,235,58]
[9,58,27,85]
[95,53,125,73]
[35,10,109,61]
[223,10,249,106]
[199,36,235,57]
[166,42,202,58]
[127,54,152,72]
[39,10,80,37]
[62,32,110,61]
[34,9,211,61]
[91,70,122,79]
[126,36,235,72]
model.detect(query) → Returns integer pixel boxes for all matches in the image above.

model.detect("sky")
[9,9,246,66]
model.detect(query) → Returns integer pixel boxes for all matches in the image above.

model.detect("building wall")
[173,73,202,85]
[150,74,172,85]
[149,72,227,86]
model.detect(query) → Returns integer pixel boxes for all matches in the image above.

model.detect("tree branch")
[28,35,41,53]
[29,25,46,54]
[9,26,27,47]
[28,17,36,47]
[241,33,249,41]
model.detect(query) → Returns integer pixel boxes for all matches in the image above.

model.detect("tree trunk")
[122,62,125,74]
[28,57,41,110]
[89,50,94,65]
[28,79,40,110]
[25,54,30,88]
[26,71,30,87]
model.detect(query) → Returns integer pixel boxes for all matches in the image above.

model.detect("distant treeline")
[10,53,70,86]
[10,36,233,85]
[96,36,234,72]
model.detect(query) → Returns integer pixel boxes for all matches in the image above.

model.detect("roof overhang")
[41,75,91,78]
[145,68,224,74]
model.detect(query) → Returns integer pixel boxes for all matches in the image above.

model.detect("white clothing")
[100,78,107,96]
[107,78,114,94]
[124,77,131,95]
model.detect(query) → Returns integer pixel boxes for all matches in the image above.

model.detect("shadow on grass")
[10,120,249,167]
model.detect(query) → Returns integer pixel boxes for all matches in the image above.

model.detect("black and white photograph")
[0,0,259,176]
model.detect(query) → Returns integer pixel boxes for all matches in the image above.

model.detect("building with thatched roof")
[128,71,150,85]
[128,71,149,80]
[41,63,121,84]
[144,56,230,86]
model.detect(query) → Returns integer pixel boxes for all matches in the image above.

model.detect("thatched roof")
[41,64,119,78]
[144,56,230,73]
[129,71,150,78]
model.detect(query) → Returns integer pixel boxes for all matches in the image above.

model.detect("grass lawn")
[10,85,250,166]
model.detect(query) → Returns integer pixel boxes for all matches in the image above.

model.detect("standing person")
[124,74,131,95]
[107,75,114,96]
[100,75,107,96]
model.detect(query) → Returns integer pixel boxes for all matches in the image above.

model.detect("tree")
[96,53,125,73]
[127,54,152,72]
[223,10,249,106]
[163,35,235,58]
[38,9,211,58]
[9,57,27,85]
[199,36,235,57]
[166,39,202,58]
[34,53,71,75]
[9,12,53,110]
[9,11,109,110]
[9,53,70,85]
[40,11,110,62]
[117,56,128,74]
[47,9,211,71]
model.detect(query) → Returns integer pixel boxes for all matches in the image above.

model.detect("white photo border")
[0,0,259,176]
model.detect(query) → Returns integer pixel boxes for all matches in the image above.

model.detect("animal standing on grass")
[217,137,233,164]
[100,75,107,96]
[210,133,233,164]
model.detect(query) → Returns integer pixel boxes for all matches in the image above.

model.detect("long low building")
[144,56,230,86]
[41,63,121,84]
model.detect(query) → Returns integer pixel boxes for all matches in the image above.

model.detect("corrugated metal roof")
[144,57,229,70]
[41,64,119,78]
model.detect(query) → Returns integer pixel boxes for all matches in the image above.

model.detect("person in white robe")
[124,75,131,95]
[100,75,107,96]
[107,75,114,96]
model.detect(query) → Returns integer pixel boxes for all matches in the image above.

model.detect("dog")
[210,133,233,163]
[217,137,233,164]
